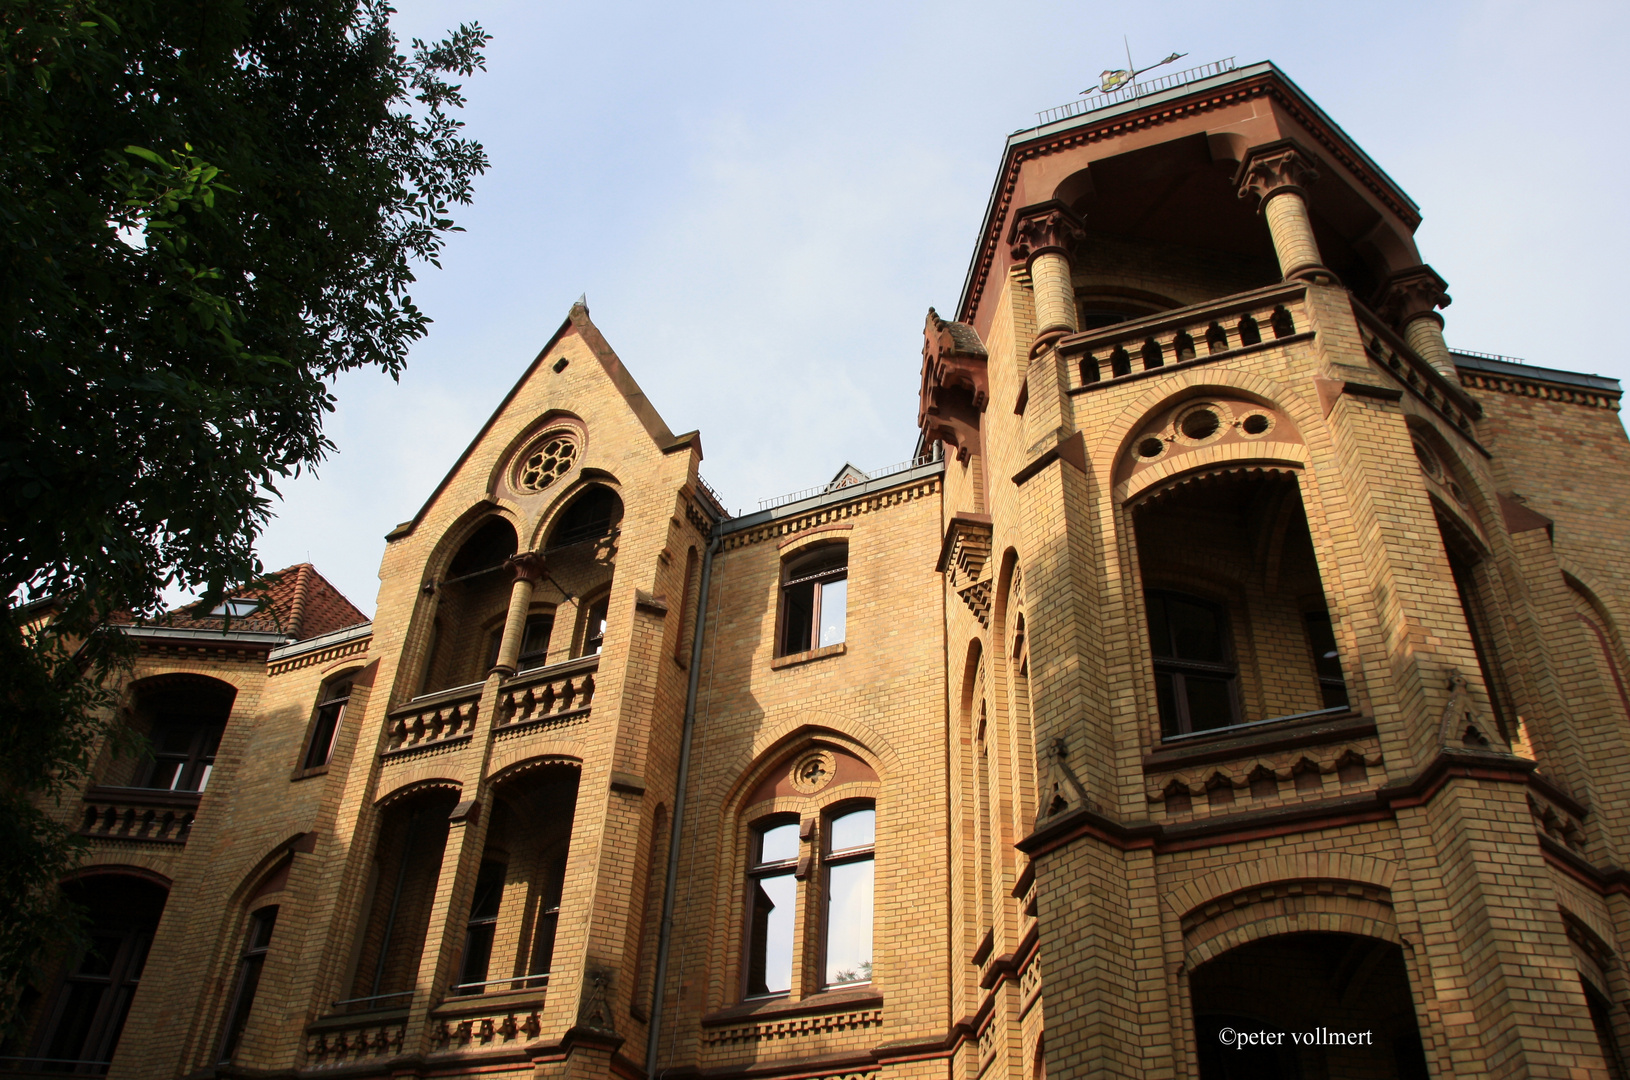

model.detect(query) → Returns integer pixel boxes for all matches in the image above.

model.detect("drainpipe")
[645,527,720,1078]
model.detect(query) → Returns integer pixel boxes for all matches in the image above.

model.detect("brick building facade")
[13,60,1630,1080]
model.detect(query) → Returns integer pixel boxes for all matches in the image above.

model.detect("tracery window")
[514,432,578,493]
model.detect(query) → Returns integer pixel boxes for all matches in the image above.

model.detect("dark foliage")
[0,0,488,1030]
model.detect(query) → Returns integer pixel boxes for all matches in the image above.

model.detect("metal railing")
[332,990,414,1013]
[449,972,550,995]
[1034,57,1236,128]
[695,473,731,518]
[1451,348,1532,366]
[0,1057,110,1075]
[756,449,942,511]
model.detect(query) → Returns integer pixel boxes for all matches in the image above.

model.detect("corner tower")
[928,61,1618,1078]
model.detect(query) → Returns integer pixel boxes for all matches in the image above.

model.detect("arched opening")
[1191,932,1428,1079]
[452,763,580,996]
[545,485,623,551]
[345,786,458,1011]
[1134,470,1345,738]
[107,675,237,790]
[22,874,168,1069]
[422,517,518,694]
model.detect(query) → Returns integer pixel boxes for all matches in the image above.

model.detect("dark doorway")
[1191,932,1429,1080]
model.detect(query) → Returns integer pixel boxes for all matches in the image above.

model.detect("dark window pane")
[519,615,554,668]
[218,955,265,1061]
[77,935,120,977]
[1155,672,1179,736]
[1168,597,1225,662]
[1184,677,1235,731]
[530,910,559,977]
[781,581,815,655]
[304,700,345,769]
[1320,682,1351,709]
[458,924,496,989]
[45,983,105,1059]
[1305,612,1344,680]
[469,860,506,921]
[1147,593,1172,657]
[746,873,796,996]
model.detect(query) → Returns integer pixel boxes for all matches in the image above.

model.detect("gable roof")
[151,564,367,641]
[389,301,681,540]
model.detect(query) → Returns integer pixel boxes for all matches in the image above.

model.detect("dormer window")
[211,599,259,618]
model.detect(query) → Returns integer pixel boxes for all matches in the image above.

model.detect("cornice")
[959,71,1421,326]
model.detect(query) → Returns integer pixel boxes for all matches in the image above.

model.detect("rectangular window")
[218,907,277,1062]
[745,821,799,997]
[302,678,352,771]
[455,860,507,993]
[1147,591,1240,737]
[581,597,608,657]
[518,613,555,670]
[778,546,848,656]
[823,807,874,987]
[144,718,223,791]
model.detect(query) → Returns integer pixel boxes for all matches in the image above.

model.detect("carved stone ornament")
[789,748,837,794]
[577,966,615,1033]
[1041,737,1090,818]
[918,307,990,463]
[1235,140,1322,206]
[1377,264,1452,328]
[1005,200,1086,265]
[1437,669,1505,752]
[504,550,548,583]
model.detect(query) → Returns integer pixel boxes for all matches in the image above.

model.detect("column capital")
[1006,200,1085,266]
[504,551,547,583]
[1378,264,1453,328]
[1235,139,1322,206]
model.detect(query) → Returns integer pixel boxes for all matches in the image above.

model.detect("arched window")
[745,817,799,997]
[121,677,235,792]
[423,516,519,694]
[823,805,875,986]
[737,745,878,1001]
[778,544,848,656]
[301,673,355,771]
[30,874,167,1069]
[218,905,278,1062]
[546,485,623,550]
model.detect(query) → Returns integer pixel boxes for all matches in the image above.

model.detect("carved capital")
[1006,200,1085,265]
[504,551,547,583]
[1235,139,1322,206]
[1377,264,1452,328]
[918,307,989,463]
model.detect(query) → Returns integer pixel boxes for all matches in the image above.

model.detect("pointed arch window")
[218,906,278,1062]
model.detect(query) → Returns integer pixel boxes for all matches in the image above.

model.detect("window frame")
[297,673,357,776]
[776,544,849,658]
[742,814,802,1000]
[1145,590,1242,738]
[1302,611,1350,710]
[217,905,278,1063]
[820,802,875,990]
[578,592,610,658]
[142,715,224,792]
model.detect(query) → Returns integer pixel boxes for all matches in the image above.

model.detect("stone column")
[491,552,546,676]
[1007,200,1085,351]
[1380,265,1457,378]
[1236,140,1332,283]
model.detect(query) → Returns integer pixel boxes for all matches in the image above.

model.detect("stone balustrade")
[80,786,199,845]
[385,684,481,756]
[497,656,598,732]
[1057,284,1310,393]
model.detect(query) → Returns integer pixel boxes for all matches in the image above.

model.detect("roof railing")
[1450,348,1531,366]
[756,447,942,511]
[1033,57,1237,128]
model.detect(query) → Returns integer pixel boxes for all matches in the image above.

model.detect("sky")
[253,0,1630,617]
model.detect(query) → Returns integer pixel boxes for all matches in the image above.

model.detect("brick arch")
[1089,366,1323,483]
[484,409,588,500]
[717,710,898,817]
[1118,453,1306,506]
[488,738,588,780]
[1167,852,1398,918]
[527,473,625,552]
[60,859,173,890]
[375,774,462,807]
[488,753,583,789]
[1186,911,1405,972]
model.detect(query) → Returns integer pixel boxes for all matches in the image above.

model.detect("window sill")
[1143,708,1372,773]
[290,765,330,782]
[702,984,882,1026]
[771,642,846,670]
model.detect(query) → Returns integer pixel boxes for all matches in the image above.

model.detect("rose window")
[516,434,578,492]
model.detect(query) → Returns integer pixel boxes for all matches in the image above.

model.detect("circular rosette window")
[513,431,580,493]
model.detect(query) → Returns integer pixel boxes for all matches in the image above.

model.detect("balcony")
[80,786,199,845]
[1056,282,1311,395]
[497,656,597,734]
[384,683,481,757]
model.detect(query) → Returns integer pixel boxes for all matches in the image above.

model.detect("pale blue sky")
[257,0,1630,616]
